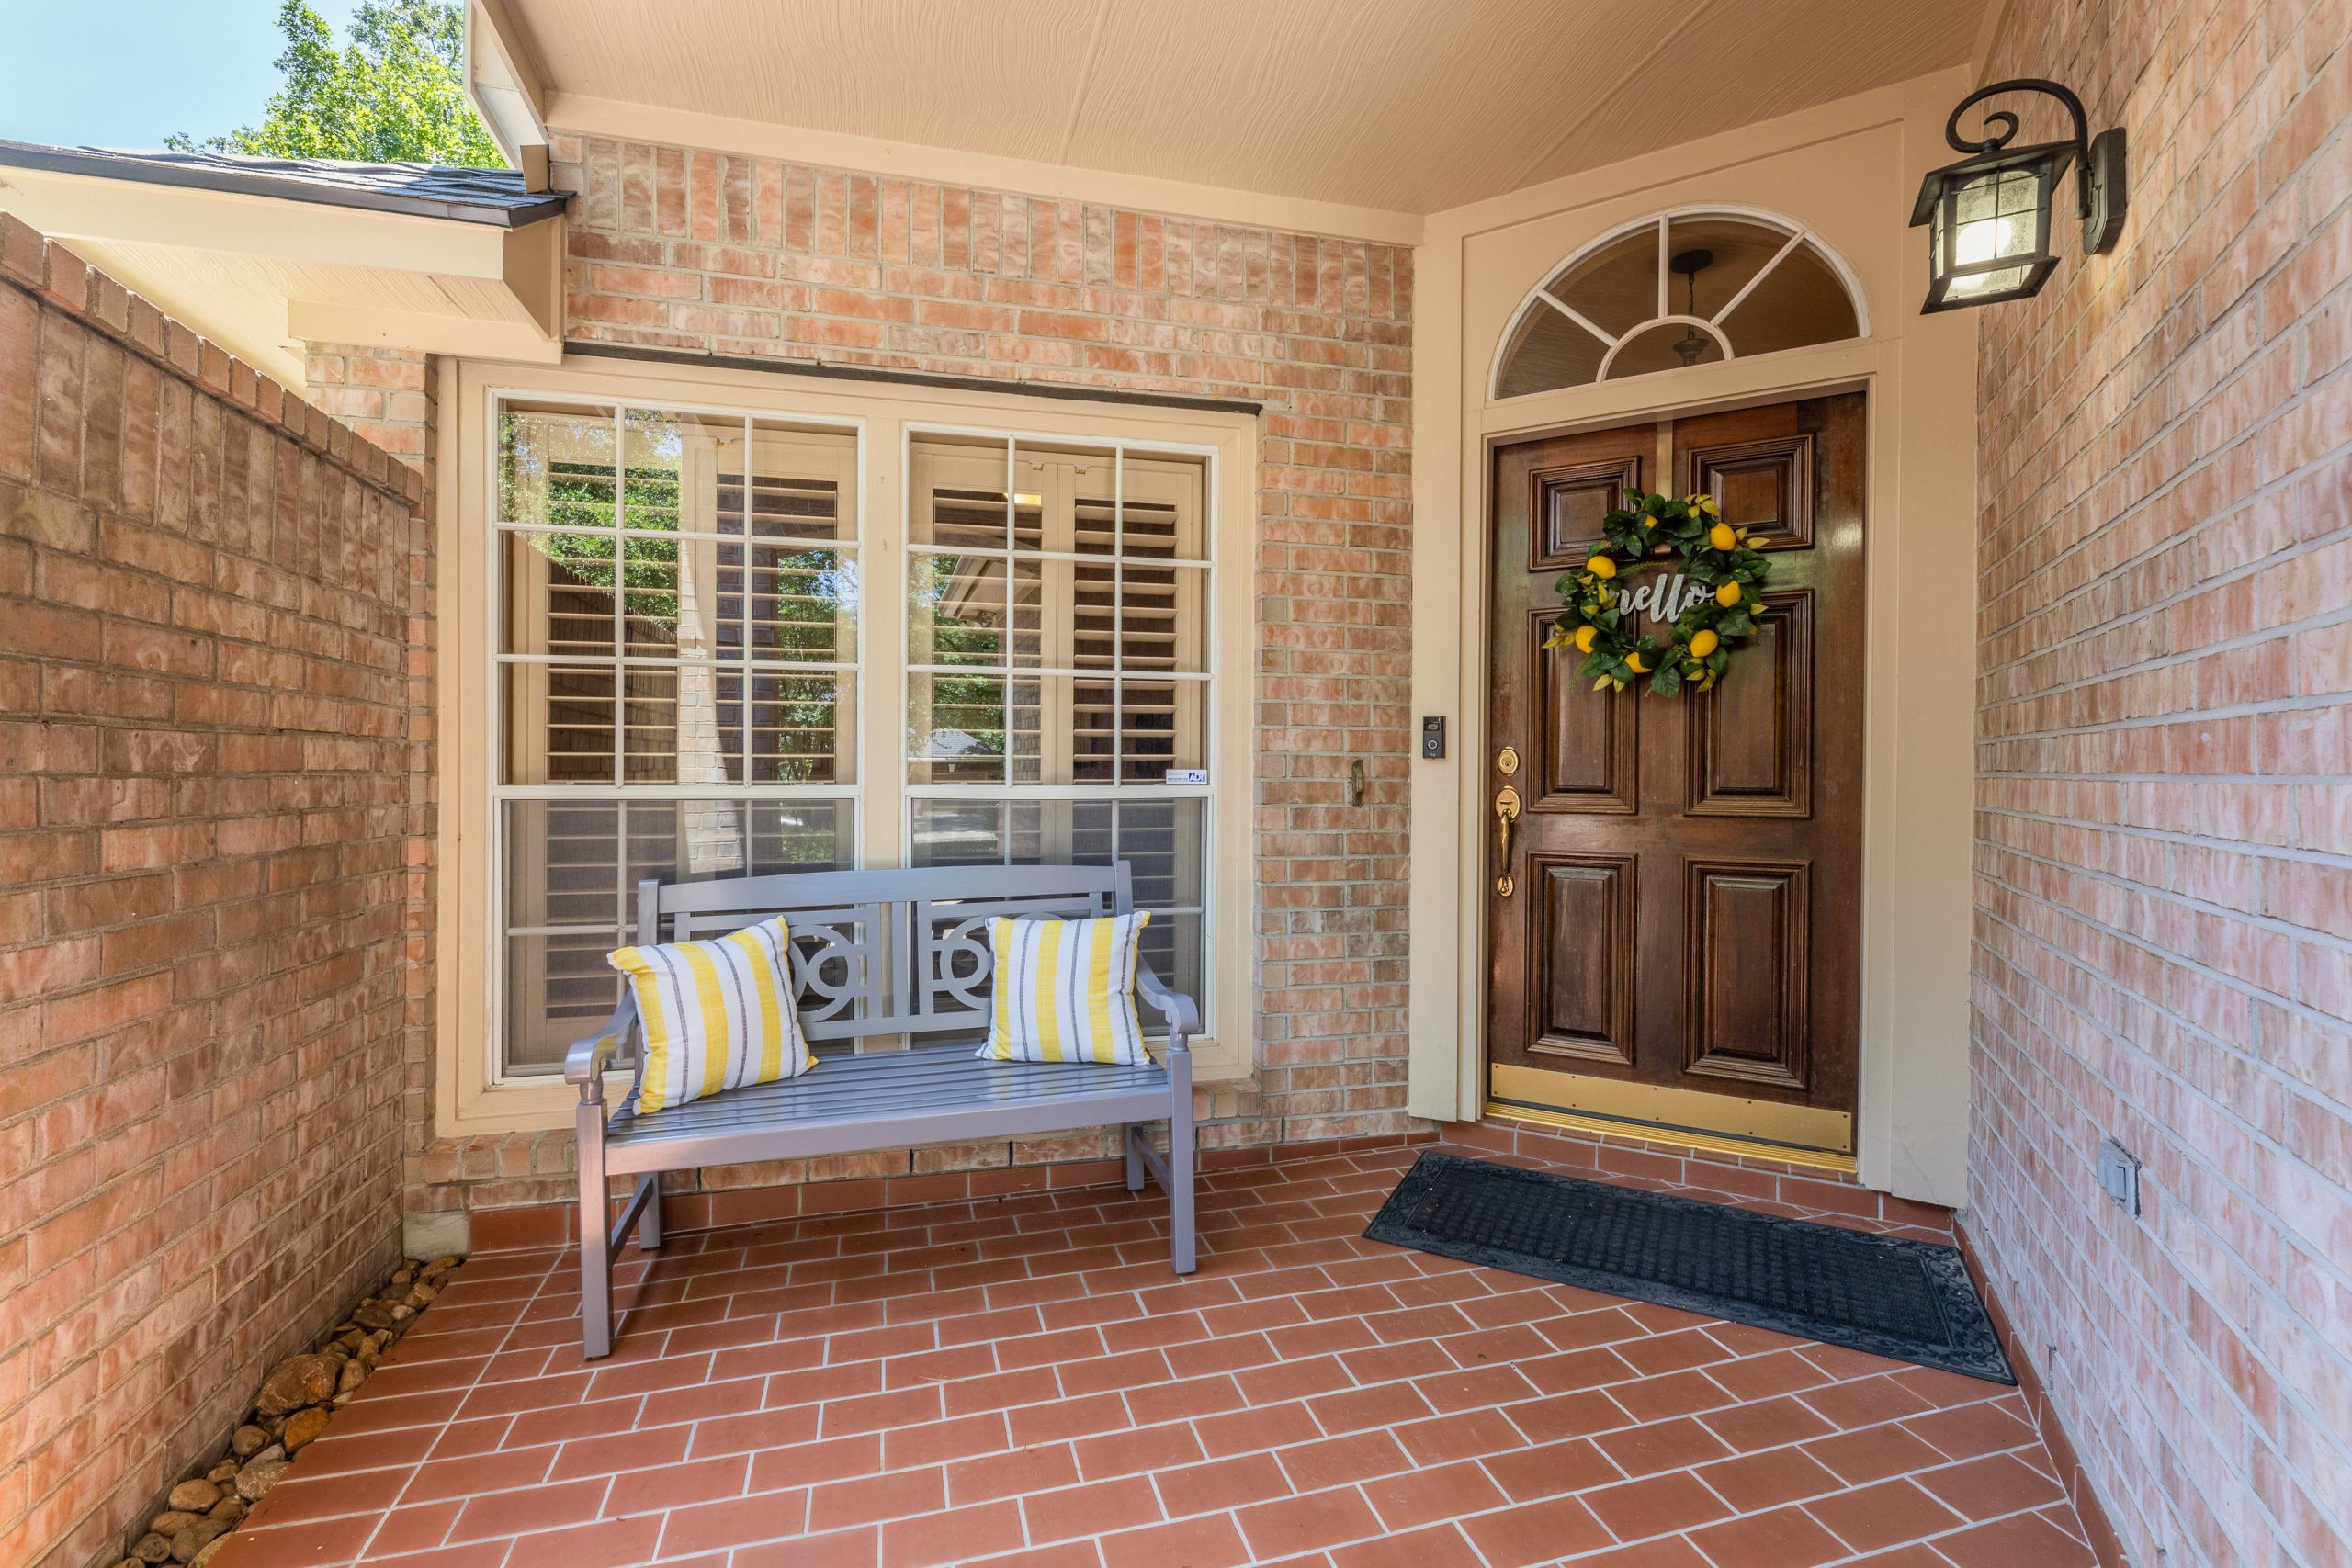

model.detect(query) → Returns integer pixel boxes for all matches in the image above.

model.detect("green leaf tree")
[165,0,505,167]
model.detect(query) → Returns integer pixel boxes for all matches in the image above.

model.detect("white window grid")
[488,391,865,1079]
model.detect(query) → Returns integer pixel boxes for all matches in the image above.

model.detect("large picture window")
[484,390,1220,1084]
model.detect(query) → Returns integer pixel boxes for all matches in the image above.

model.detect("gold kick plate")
[1488,1062,1856,1160]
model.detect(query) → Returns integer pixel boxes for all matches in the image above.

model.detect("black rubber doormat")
[1365,1151,2013,1383]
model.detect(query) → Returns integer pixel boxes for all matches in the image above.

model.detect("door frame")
[1408,329,1982,1203]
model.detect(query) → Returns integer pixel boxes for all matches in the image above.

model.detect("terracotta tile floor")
[216,1147,2098,1568]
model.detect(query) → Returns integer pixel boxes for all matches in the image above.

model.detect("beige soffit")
[478,0,1983,232]
[0,164,564,390]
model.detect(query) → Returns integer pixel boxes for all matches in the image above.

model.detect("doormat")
[1364,1151,2013,1383]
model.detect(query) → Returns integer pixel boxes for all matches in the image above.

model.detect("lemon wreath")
[1543,488,1770,696]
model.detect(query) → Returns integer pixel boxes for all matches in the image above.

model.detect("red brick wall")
[0,218,432,1568]
[1968,1,2352,1563]
[409,135,1417,1235]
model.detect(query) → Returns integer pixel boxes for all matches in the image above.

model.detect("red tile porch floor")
[214,1146,2098,1568]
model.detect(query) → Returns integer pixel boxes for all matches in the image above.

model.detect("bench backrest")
[635,862,1136,1047]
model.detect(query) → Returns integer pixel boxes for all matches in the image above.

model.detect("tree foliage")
[166,0,505,166]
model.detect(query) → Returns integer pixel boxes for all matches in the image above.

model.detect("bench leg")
[577,1101,613,1360]
[637,1176,663,1251]
[1168,1046,1196,1275]
[1125,1125,1146,1192]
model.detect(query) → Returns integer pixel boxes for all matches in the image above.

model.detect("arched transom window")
[1493,209,1867,399]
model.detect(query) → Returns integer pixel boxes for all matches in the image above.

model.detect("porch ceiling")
[477,0,1985,220]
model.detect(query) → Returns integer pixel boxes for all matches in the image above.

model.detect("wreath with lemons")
[1543,488,1770,696]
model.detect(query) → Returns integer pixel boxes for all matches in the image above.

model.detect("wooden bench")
[564,863,1199,1358]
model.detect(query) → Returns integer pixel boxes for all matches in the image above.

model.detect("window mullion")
[609,406,626,792]
[740,415,753,786]
[1113,446,1125,789]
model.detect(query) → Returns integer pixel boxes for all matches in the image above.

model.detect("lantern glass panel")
[1944,168,2044,300]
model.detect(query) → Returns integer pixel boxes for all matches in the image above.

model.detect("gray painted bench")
[564,862,1198,1358]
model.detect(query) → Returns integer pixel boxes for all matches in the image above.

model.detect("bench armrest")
[1135,959,1200,1053]
[565,996,638,1099]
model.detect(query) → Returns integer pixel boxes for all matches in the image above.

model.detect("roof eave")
[0,140,568,228]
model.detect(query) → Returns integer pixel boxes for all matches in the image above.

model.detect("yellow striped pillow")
[978,912,1154,1066]
[608,917,814,1113]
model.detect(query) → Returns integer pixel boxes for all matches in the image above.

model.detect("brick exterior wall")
[303,343,438,515]
[406,134,1418,1240]
[0,218,433,1568]
[1967,1,2352,1564]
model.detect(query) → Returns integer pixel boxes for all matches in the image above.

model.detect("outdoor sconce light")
[1909,78,2126,311]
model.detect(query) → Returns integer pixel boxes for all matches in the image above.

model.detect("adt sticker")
[1164,769,1209,784]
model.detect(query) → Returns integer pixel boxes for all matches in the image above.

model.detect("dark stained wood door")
[1486,393,1866,1150]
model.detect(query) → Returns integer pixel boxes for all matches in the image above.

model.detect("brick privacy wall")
[300,344,447,1261]
[408,134,1416,1235]
[1969,0,2352,1564]
[0,218,432,1568]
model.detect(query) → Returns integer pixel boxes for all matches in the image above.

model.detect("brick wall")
[409,135,1418,1238]
[1968,0,2352,1563]
[0,217,432,1568]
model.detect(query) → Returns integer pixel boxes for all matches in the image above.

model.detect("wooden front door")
[1485,392,1866,1154]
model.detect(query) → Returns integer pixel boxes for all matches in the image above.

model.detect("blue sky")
[0,0,359,151]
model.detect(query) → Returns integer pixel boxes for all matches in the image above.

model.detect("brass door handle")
[1494,785,1521,896]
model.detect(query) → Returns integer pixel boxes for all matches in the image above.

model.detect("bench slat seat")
[602,1043,1175,1171]
[565,861,1196,1359]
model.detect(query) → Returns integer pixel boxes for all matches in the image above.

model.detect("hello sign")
[1623,571,1713,626]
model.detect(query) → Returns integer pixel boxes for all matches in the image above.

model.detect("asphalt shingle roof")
[0,139,568,227]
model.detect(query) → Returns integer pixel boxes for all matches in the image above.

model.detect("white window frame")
[437,355,1257,1137]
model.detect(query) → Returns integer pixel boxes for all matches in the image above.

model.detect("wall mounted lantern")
[1909,78,2126,311]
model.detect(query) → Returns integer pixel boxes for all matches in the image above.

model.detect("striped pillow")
[608,917,814,1113]
[978,911,1154,1066]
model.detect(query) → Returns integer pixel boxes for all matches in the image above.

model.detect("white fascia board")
[0,166,510,277]
[467,0,551,165]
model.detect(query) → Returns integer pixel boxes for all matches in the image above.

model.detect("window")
[494,400,861,1071]
[903,437,1210,1010]
[1493,209,1866,398]
[471,376,1236,1096]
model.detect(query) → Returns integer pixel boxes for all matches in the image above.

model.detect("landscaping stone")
[166,1479,221,1513]
[232,1458,290,1504]
[254,1354,335,1415]
[169,1517,232,1562]
[119,1257,457,1566]
[281,1407,331,1452]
